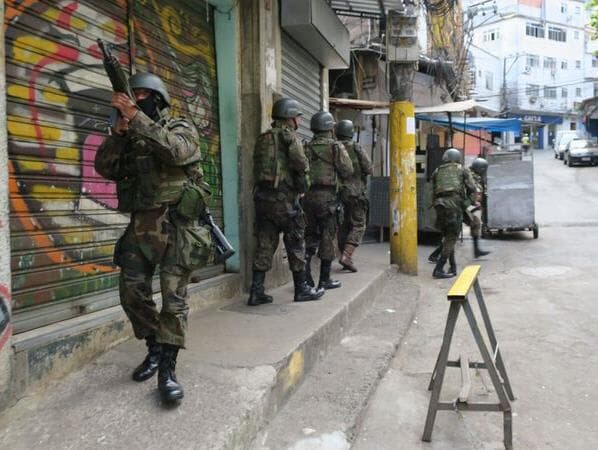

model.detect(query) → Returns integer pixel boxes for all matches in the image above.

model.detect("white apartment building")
[465,0,597,149]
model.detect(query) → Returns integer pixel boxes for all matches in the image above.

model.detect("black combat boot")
[158,344,184,403]
[428,244,442,263]
[448,252,457,276]
[317,260,342,290]
[247,271,273,306]
[293,271,325,302]
[433,256,455,279]
[305,253,315,287]
[132,336,161,382]
[473,237,490,258]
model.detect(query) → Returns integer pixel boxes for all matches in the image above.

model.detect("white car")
[554,131,586,160]
[563,139,598,167]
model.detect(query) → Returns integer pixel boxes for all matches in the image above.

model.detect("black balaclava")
[136,92,162,121]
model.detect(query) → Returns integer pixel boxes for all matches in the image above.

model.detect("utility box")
[386,3,419,62]
[281,0,350,69]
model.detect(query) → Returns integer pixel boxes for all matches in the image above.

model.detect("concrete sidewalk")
[0,244,409,450]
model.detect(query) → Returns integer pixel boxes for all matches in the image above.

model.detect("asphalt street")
[353,149,598,449]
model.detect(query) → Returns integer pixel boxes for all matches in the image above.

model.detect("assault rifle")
[203,209,235,264]
[97,39,134,126]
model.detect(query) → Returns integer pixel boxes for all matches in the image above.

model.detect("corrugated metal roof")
[327,0,403,18]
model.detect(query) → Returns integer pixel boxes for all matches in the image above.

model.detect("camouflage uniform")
[432,162,478,260]
[304,133,353,262]
[252,120,310,273]
[465,169,485,238]
[95,110,206,349]
[337,139,372,249]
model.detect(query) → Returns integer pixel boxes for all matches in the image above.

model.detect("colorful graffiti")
[5,0,221,315]
[0,285,12,351]
[134,0,221,190]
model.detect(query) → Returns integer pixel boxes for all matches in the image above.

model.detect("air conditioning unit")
[523,66,531,74]
[529,96,537,103]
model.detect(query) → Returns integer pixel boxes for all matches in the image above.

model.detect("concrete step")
[0,244,407,450]
[251,274,420,450]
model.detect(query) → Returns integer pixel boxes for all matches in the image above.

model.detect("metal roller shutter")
[4,0,222,333]
[281,33,322,141]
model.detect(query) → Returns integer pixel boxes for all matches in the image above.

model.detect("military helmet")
[442,148,462,163]
[471,157,489,174]
[310,111,335,132]
[335,119,354,139]
[129,72,171,106]
[272,98,302,119]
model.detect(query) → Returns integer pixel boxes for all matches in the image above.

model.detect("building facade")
[466,0,597,149]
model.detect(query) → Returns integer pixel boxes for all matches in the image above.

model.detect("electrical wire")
[474,78,596,100]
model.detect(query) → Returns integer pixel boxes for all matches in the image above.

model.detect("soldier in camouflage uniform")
[95,73,211,403]
[431,148,479,279]
[428,156,490,262]
[335,120,372,272]
[464,158,490,257]
[248,98,325,306]
[303,112,353,290]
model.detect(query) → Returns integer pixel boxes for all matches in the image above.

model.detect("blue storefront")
[509,113,564,150]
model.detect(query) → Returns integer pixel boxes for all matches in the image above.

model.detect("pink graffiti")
[0,285,12,351]
[82,133,117,209]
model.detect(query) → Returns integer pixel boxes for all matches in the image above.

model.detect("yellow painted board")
[447,265,481,300]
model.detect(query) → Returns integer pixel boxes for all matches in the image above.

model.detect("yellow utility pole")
[387,3,419,275]
[389,101,417,274]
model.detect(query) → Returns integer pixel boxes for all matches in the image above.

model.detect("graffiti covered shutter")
[132,0,223,225]
[4,0,222,333]
[281,32,322,141]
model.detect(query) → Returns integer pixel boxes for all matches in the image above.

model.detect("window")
[562,87,568,98]
[526,84,540,96]
[483,29,500,42]
[526,22,545,38]
[575,5,581,14]
[485,72,494,90]
[544,86,557,98]
[561,60,568,70]
[576,87,582,97]
[593,56,598,68]
[544,57,557,70]
[560,3,567,13]
[526,54,540,67]
[548,26,567,42]
[574,30,580,40]
[576,60,581,69]
[594,82,598,97]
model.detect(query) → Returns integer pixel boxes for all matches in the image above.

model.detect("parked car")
[563,138,598,166]
[553,130,587,160]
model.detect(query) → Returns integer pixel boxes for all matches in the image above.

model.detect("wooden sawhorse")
[422,265,515,449]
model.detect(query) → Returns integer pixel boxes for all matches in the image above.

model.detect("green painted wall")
[212,1,240,272]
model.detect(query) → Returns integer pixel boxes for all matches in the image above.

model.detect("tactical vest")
[434,162,463,196]
[115,115,204,214]
[253,128,290,189]
[116,152,200,212]
[307,141,337,187]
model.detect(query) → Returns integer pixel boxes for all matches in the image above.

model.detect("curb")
[223,267,393,449]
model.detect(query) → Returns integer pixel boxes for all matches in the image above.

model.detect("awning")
[416,99,478,114]
[326,0,402,18]
[329,98,497,115]
[416,115,522,134]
